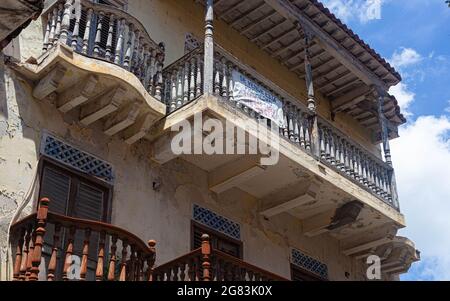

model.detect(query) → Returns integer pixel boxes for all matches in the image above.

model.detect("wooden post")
[59,0,72,44]
[29,198,50,281]
[47,223,62,281]
[201,234,211,281]
[147,240,156,281]
[80,228,91,281]
[13,228,25,280]
[375,87,399,209]
[96,231,106,281]
[203,0,214,94]
[300,24,320,158]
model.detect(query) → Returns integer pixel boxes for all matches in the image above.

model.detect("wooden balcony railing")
[41,0,165,100]
[10,198,156,281]
[153,234,287,281]
[161,45,400,210]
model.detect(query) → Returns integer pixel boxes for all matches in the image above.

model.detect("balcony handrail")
[162,44,399,210]
[43,0,161,52]
[153,234,287,281]
[212,249,288,281]
[10,198,156,281]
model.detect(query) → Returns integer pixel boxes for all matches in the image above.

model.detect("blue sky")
[322,0,450,281]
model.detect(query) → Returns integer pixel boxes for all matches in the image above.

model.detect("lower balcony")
[9,198,286,281]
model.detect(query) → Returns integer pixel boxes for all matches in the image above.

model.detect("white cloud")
[390,48,423,69]
[392,115,450,280]
[389,83,415,116]
[446,100,450,113]
[322,0,383,23]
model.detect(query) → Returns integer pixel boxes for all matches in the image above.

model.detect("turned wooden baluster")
[123,23,135,68]
[19,225,30,280]
[47,223,62,281]
[154,50,164,100]
[93,11,105,57]
[176,67,183,108]
[13,227,26,280]
[292,108,300,143]
[107,235,118,281]
[221,57,228,98]
[105,14,115,61]
[183,61,190,105]
[214,60,221,95]
[82,9,93,54]
[53,4,63,45]
[43,15,51,51]
[119,240,128,281]
[29,198,50,281]
[62,226,76,281]
[25,230,36,281]
[129,244,136,281]
[147,49,157,92]
[146,240,156,281]
[201,234,211,281]
[59,0,72,44]
[196,56,203,97]
[169,71,177,112]
[48,8,58,49]
[71,0,82,50]
[114,19,126,65]
[80,228,92,281]
[95,231,106,281]
[190,57,196,100]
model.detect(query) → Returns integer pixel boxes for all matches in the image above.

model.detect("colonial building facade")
[0,0,419,281]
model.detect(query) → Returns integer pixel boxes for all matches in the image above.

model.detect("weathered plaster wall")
[128,0,382,158]
[0,54,369,280]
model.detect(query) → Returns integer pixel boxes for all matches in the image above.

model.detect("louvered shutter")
[39,166,71,279]
[40,166,71,215]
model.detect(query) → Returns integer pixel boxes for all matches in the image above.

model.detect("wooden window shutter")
[40,166,71,215]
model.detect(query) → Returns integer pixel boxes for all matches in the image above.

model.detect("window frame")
[290,263,327,281]
[190,221,243,259]
[37,155,113,223]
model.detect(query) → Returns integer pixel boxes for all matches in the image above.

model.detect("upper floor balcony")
[5,0,413,264]
[10,0,167,144]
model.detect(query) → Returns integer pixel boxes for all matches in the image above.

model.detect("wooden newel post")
[147,240,156,281]
[204,0,214,94]
[29,198,50,281]
[201,234,211,281]
[298,23,320,158]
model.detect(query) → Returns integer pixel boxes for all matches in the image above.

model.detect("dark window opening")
[38,157,112,281]
[290,264,326,281]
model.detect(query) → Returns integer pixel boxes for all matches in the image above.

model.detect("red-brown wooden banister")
[153,234,288,281]
[10,198,156,281]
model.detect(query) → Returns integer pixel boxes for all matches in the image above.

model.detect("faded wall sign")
[232,70,284,127]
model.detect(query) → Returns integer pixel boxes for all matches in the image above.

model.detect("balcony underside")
[147,94,408,255]
[10,43,166,144]
[0,0,43,47]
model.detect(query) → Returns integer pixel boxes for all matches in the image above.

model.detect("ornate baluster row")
[12,198,156,281]
[317,123,395,206]
[164,53,204,112]
[41,0,165,100]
